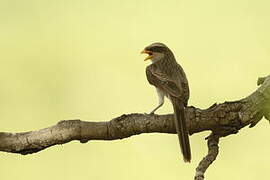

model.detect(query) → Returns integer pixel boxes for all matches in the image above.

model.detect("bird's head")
[141,42,172,63]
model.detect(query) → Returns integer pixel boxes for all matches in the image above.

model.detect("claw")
[144,112,155,115]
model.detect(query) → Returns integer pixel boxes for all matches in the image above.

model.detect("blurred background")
[0,0,269,179]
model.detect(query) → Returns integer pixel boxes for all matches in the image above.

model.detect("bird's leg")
[150,101,164,114]
[149,88,165,115]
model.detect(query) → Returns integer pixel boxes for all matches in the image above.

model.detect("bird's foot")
[149,111,156,115]
[143,112,156,116]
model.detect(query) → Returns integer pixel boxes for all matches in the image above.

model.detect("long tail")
[170,97,191,162]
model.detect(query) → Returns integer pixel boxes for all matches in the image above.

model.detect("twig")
[195,134,219,180]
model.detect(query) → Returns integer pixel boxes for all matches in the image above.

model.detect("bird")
[141,42,191,162]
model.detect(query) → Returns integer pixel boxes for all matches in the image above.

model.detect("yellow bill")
[141,50,153,61]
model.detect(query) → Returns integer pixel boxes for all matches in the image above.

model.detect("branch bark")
[0,75,269,179]
[195,134,219,180]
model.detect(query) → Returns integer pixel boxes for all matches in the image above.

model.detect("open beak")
[141,50,153,61]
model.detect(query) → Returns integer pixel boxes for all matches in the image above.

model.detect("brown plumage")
[142,42,191,162]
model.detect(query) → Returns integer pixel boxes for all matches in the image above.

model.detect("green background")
[0,0,269,179]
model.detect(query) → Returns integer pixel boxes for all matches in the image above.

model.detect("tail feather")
[171,97,191,162]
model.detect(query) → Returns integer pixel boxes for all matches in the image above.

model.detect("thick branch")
[0,75,269,155]
[0,75,269,180]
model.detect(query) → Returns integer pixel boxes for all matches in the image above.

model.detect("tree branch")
[0,75,269,179]
[195,134,219,180]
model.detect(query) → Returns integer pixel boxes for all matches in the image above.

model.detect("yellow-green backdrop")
[0,0,269,180]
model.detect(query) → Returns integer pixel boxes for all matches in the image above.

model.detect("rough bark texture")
[0,76,269,179]
[195,134,219,180]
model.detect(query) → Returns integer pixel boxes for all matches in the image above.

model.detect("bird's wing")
[146,66,183,98]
